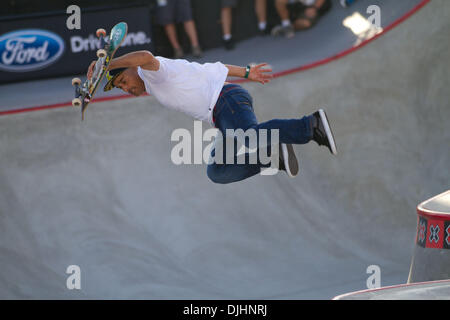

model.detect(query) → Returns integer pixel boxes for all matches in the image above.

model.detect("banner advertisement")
[0,5,153,84]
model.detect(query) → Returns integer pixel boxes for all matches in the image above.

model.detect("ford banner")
[0,5,153,84]
[0,29,65,72]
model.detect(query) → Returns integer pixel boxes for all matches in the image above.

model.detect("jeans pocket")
[229,94,254,113]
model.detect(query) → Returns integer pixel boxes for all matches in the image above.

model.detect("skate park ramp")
[334,280,450,300]
[408,190,450,284]
[336,190,450,299]
[0,0,449,299]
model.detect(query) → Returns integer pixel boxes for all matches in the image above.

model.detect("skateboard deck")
[71,22,128,120]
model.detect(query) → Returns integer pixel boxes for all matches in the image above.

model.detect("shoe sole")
[281,143,299,177]
[318,109,337,155]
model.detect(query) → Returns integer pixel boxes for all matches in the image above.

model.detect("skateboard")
[71,22,128,120]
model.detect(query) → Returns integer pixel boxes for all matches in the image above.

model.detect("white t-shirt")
[289,0,315,5]
[137,57,229,125]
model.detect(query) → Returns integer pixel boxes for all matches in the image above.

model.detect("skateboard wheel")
[72,77,81,86]
[96,28,107,38]
[72,98,82,107]
[96,49,107,58]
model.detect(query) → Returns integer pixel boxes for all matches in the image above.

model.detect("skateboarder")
[87,50,337,184]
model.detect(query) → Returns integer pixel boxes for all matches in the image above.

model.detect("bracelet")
[244,65,251,79]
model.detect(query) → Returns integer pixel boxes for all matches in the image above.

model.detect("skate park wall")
[408,191,450,283]
[0,0,449,299]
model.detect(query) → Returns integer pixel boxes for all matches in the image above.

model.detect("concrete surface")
[408,246,450,284]
[334,280,450,300]
[0,0,449,299]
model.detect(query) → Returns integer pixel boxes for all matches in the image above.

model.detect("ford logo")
[0,29,65,72]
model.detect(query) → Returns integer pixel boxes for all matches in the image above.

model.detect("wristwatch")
[244,65,251,79]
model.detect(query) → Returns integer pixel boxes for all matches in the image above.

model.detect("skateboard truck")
[71,78,82,108]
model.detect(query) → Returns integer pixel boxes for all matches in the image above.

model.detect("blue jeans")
[207,84,313,184]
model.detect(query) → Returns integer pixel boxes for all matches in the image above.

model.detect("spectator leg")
[164,23,182,50]
[275,0,290,23]
[221,6,233,39]
[255,0,267,27]
[293,0,326,30]
[183,20,200,47]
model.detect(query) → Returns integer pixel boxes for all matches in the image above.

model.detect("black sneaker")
[279,143,299,177]
[311,109,337,155]
[192,45,203,58]
[223,37,235,50]
[259,26,270,36]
